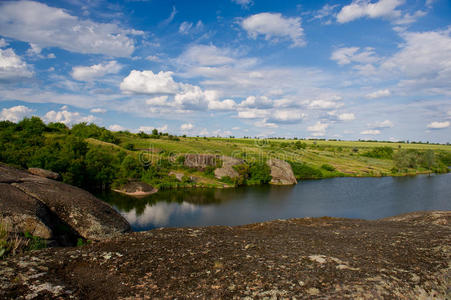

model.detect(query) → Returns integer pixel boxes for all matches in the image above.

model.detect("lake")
[100,173,451,231]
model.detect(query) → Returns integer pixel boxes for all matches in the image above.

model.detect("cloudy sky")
[0,0,450,142]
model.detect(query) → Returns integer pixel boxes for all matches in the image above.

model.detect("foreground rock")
[267,158,297,185]
[0,163,130,242]
[28,168,61,181]
[214,156,244,179]
[1,211,449,299]
[113,181,158,198]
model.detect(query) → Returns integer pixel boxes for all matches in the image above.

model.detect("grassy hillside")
[1,117,450,193]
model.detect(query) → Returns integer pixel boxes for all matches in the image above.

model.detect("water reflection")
[99,173,451,231]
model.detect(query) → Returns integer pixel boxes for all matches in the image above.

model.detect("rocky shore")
[1,211,449,299]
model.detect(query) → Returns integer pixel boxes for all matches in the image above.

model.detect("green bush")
[321,164,336,172]
[289,161,323,179]
[362,147,394,159]
[247,162,272,185]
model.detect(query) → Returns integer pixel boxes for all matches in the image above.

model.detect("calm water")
[100,173,451,231]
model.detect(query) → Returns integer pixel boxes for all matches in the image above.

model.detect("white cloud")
[381,29,451,95]
[267,110,305,124]
[232,0,252,7]
[179,21,203,35]
[208,99,237,111]
[427,121,450,129]
[308,99,343,110]
[120,70,180,94]
[71,61,122,81]
[338,113,355,121]
[0,1,139,57]
[360,129,381,135]
[146,55,161,62]
[239,96,273,109]
[43,110,96,125]
[109,124,126,131]
[180,123,194,130]
[366,89,391,99]
[0,105,34,122]
[0,48,33,79]
[179,22,193,34]
[313,4,339,24]
[241,13,305,47]
[331,47,379,65]
[90,108,107,113]
[337,0,404,23]
[307,121,328,136]
[237,109,269,119]
[370,120,394,128]
[0,38,8,48]
[177,44,236,67]
[255,119,278,128]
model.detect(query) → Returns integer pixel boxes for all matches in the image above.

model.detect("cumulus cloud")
[370,120,394,128]
[239,96,273,109]
[109,124,126,131]
[0,105,34,122]
[71,61,122,81]
[208,99,237,111]
[241,13,305,47]
[0,38,8,48]
[177,44,236,67]
[381,28,451,95]
[237,109,269,119]
[43,109,96,125]
[308,99,343,110]
[267,110,305,124]
[360,129,381,135]
[0,48,33,80]
[337,0,404,23]
[366,89,391,99]
[331,47,379,65]
[120,70,180,94]
[427,121,450,129]
[307,121,328,136]
[0,1,139,57]
[90,108,107,113]
[338,113,355,121]
[180,123,194,130]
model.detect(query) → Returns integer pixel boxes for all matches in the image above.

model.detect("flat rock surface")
[1,211,449,299]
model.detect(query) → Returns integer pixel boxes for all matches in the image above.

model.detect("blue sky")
[0,0,450,142]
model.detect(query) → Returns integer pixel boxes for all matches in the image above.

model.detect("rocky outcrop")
[266,158,297,185]
[28,168,61,180]
[214,156,244,179]
[184,154,219,170]
[0,211,449,299]
[113,181,158,198]
[0,163,130,242]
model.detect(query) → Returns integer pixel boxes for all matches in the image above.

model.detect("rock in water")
[214,156,244,179]
[113,181,158,198]
[0,163,130,242]
[266,158,297,185]
[28,168,61,180]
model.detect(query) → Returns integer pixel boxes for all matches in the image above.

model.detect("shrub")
[321,164,336,171]
[247,162,272,185]
[289,162,323,179]
[362,147,394,159]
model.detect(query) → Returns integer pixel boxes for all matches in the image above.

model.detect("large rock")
[28,168,61,180]
[0,211,449,299]
[0,183,53,239]
[184,154,219,170]
[214,156,244,179]
[0,163,130,242]
[113,181,158,198]
[266,158,297,185]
